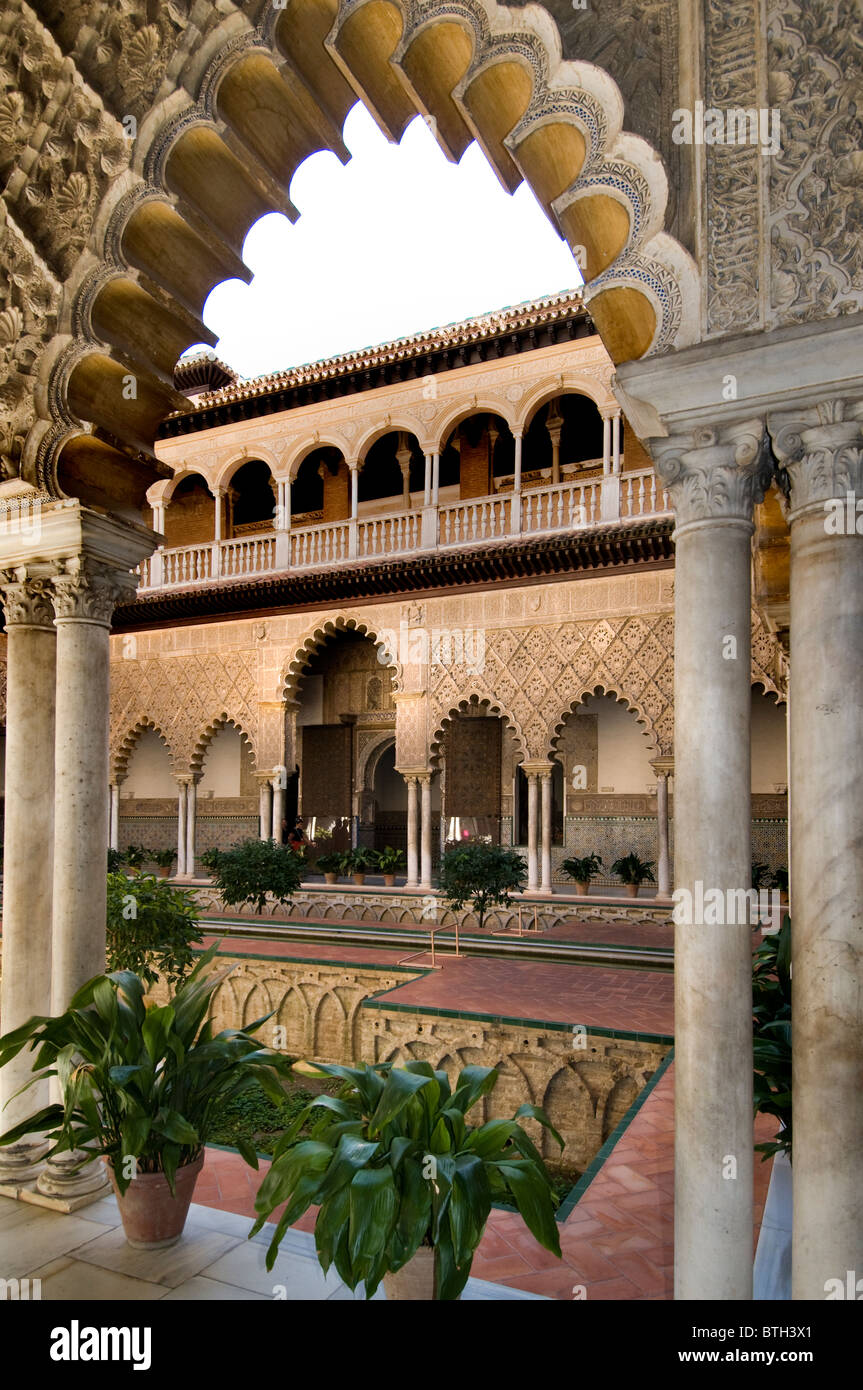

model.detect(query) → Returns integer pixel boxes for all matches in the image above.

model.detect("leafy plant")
[123,843,149,872]
[770,866,789,894]
[0,944,294,1195]
[611,852,656,886]
[438,842,527,931]
[345,847,378,874]
[752,860,772,891]
[205,838,305,914]
[106,872,203,989]
[561,853,603,885]
[251,1060,563,1300]
[376,846,406,874]
[107,847,126,874]
[752,914,791,1161]
[315,852,344,876]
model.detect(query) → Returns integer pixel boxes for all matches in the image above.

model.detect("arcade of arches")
[0,0,860,1307]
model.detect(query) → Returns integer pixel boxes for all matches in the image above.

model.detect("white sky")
[198,103,582,380]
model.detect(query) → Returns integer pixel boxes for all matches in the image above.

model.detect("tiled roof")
[172,288,585,415]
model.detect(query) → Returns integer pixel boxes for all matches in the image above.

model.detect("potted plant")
[611,852,656,897]
[376,845,406,887]
[151,848,176,879]
[123,843,148,875]
[345,847,378,886]
[752,913,791,1160]
[106,871,203,990]
[107,847,126,874]
[561,852,603,895]
[0,944,293,1249]
[771,866,789,905]
[315,851,343,885]
[438,841,527,931]
[251,1059,563,1300]
[752,860,772,890]
[205,838,305,915]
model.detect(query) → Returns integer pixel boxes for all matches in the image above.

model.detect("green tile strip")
[554,1047,675,1222]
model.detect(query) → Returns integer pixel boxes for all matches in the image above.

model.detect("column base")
[0,1140,49,1190]
[35,1153,110,1208]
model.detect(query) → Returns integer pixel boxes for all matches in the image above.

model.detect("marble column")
[651,757,673,897]
[0,570,57,1187]
[37,556,138,1203]
[423,453,432,507]
[419,774,432,890]
[431,452,440,506]
[653,419,772,1300]
[540,769,553,893]
[602,414,612,475]
[405,775,419,888]
[526,771,539,891]
[546,410,563,487]
[185,776,198,877]
[396,441,412,509]
[612,410,622,474]
[109,782,120,850]
[771,400,863,1299]
[272,773,286,843]
[176,780,188,874]
[511,432,523,535]
[259,777,273,839]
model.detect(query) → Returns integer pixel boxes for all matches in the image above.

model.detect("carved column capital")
[652,418,772,532]
[0,567,58,629]
[769,399,863,521]
[51,557,137,627]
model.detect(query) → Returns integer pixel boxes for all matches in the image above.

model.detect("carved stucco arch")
[429,693,527,766]
[549,684,661,765]
[358,730,397,792]
[112,717,177,784]
[515,371,618,435]
[284,434,354,483]
[282,612,404,705]
[213,446,281,493]
[190,712,258,776]
[432,396,519,449]
[353,418,429,464]
[16,0,697,505]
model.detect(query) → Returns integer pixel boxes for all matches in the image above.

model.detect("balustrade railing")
[137,469,672,592]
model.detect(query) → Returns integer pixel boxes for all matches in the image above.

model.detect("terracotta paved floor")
[197,1065,777,1301]
[371,955,674,1035]
[201,934,414,967]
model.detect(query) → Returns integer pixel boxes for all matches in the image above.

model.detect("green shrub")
[107,847,126,874]
[123,843,149,872]
[376,846,406,874]
[205,837,305,915]
[611,852,655,886]
[438,841,527,931]
[315,852,343,875]
[106,872,203,989]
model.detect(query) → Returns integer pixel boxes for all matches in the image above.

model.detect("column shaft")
[109,783,120,851]
[185,779,197,877]
[405,777,419,887]
[259,781,273,839]
[272,778,286,842]
[526,773,539,891]
[540,772,552,893]
[0,580,56,1184]
[177,782,188,875]
[656,773,671,895]
[420,777,432,889]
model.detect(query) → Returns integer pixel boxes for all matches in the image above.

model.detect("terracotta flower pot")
[383,873,396,888]
[324,872,338,884]
[384,1246,437,1300]
[574,880,589,895]
[353,873,366,886]
[625,883,639,898]
[106,1152,204,1249]
[157,867,172,879]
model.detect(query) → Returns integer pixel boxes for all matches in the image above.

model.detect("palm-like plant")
[752,914,791,1161]
[0,944,293,1196]
[251,1059,563,1300]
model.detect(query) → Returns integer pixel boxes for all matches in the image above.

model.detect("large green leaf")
[496,1159,561,1256]
[348,1166,398,1278]
[368,1068,437,1135]
[315,1133,380,1203]
[448,1065,499,1115]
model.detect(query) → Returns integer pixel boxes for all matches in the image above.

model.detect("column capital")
[769,398,863,520]
[652,417,772,532]
[649,756,674,778]
[51,557,137,627]
[0,566,58,629]
[522,760,553,779]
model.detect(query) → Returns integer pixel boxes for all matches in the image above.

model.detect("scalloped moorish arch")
[549,685,660,764]
[282,613,403,705]
[429,693,526,767]
[21,0,699,507]
[112,718,177,784]
[190,713,258,776]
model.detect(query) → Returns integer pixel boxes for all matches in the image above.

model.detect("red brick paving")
[370,954,674,1035]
